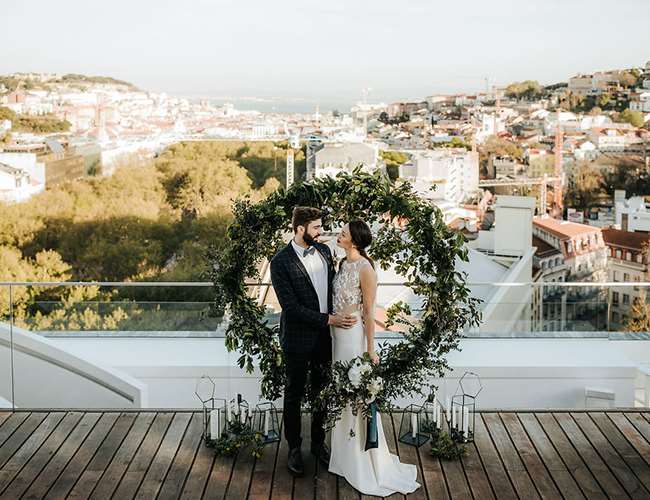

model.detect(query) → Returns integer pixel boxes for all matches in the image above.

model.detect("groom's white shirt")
[291,239,328,314]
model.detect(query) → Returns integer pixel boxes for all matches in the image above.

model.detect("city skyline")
[2,0,650,106]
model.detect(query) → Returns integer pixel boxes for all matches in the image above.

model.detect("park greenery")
[0,140,305,332]
[0,106,71,133]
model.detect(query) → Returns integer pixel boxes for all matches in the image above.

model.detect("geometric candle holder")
[397,403,429,447]
[253,401,281,444]
[194,375,226,447]
[449,371,482,443]
[226,393,251,433]
[422,389,443,438]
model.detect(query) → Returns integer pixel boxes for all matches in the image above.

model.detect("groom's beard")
[303,233,318,246]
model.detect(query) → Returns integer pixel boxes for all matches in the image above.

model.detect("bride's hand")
[369,351,379,365]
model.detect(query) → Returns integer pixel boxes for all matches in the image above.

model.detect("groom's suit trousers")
[283,329,331,449]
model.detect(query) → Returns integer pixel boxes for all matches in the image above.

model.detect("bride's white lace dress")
[328,257,421,496]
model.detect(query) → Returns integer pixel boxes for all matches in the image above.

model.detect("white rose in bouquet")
[368,377,384,396]
[347,363,363,388]
[359,362,372,376]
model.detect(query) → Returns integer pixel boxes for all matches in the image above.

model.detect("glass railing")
[1,281,650,337]
[2,281,650,410]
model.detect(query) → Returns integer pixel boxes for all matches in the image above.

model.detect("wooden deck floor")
[2,410,650,499]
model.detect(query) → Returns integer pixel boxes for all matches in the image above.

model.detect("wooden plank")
[499,412,561,500]
[472,413,517,500]
[440,454,471,500]
[0,412,65,492]
[0,413,12,431]
[108,411,175,499]
[517,413,586,500]
[134,412,192,499]
[609,413,650,465]
[202,433,237,500]
[178,429,216,500]
[552,412,628,499]
[460,441,495,500]
[338,474,361,500]
[45,412,123,499]
[86,412,161,499]
[249,415,283,500]
[157,412,205,500]
[66,411,146,499]
[625,413,650,450]
[0,411,83,498]
[593,413,650,489]
[392,413,426,500]
[270,413,293,500]
[0,412,36,465]
[19,412,102,499]
[481,413,539,499]
[571,412,650,498]
[292,412,315,500]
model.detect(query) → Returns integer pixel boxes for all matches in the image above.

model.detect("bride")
[329,219,421,496]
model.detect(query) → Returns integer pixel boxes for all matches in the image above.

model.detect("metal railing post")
[9,284,15,412]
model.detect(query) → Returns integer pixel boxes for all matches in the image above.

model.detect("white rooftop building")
[615,190,650,232]
[400,149,479,205]
[313,142,381,178]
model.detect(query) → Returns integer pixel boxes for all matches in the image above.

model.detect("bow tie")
[303,246,316,257]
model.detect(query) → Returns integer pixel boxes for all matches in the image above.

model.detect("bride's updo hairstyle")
[348,219,375,269]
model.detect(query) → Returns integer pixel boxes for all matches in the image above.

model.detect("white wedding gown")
[329,257,420,497]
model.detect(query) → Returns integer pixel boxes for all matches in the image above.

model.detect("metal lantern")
[253,401,281,444]
[449,372,483,443]
[226,393,251,433]
[194,375,226,447]
[398,404,429,447]
[422,388,443,438]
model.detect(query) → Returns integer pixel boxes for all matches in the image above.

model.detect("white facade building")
[400,149,479,205]
[615,191,650,232]
[313,142,380,178]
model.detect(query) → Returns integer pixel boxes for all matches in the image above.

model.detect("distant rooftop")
[534,216,600,239]
[602,227,650,250]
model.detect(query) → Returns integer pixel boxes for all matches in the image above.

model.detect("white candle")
[226,403,232,423]
[209,409,220,439]
[445,397,451,421]
[463,407,469,437]
[240,407,246,425]
[263,409,270,436]
[436,404,441,428]
[411,413,418,439]
[432,401,438,424]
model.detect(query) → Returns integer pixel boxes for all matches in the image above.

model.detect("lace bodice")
[332,258,373,314]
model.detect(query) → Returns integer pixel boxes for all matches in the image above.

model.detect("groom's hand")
[328,314,358,329]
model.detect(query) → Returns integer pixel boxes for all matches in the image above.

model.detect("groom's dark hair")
[292,206,322,233]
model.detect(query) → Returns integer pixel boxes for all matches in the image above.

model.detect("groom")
[270,206,357,476]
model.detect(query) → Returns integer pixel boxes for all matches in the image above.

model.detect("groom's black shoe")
[288,447,304,477]
[311,443,330,467]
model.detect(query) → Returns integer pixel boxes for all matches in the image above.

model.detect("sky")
[2,0,650,109]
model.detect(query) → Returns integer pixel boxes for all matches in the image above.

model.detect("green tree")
[618,109,645,128]
[380,150,409,181]
[565,161,605,211]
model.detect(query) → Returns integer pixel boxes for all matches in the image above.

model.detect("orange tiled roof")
[602,228,650,251]
[533,216,600,239]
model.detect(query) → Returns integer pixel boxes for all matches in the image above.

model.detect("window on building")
[613,311,620,322]
[613,291,619,304]
[627,251,632,261]
[616,249,622,258]
[613,271,619,281]
[623,294,630,305]
[624,273,630,282]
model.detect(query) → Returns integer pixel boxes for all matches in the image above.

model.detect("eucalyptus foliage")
[209,168,482,426]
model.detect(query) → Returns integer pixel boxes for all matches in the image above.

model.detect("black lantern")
[449,372,482,443]
[226,393,251,434]
[253,401,281,444]
[422,388,443,439]
[194,375,226,447]
[398,404,429,447]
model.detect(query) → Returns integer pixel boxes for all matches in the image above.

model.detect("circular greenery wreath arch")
[209,169,482,425]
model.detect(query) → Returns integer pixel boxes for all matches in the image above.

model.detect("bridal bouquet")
[323,352,385,449]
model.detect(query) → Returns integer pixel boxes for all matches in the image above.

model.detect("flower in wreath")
[359,361,372,376]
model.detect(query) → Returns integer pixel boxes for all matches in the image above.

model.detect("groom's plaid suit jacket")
[270,241,334,354]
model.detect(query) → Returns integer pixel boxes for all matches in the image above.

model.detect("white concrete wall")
[43,336,642,411]
[0,323,147,409]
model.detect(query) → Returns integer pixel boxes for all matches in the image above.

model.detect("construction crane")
[479,174,563,214]
[552,109,564,218]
